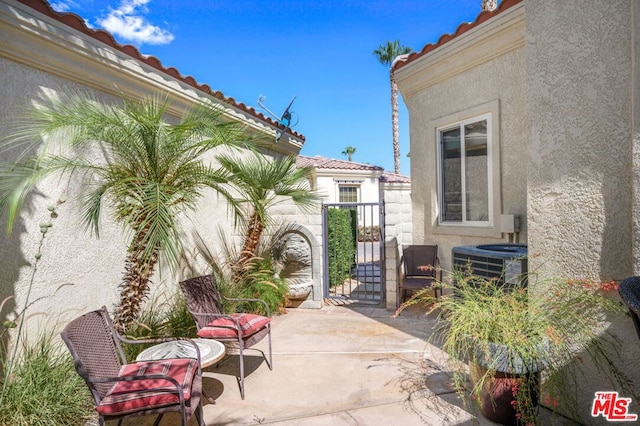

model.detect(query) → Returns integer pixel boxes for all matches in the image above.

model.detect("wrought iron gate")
[322,202,385,304]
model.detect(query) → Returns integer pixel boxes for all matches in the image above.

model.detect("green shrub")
[0,201,94,425]
[190,225,293,317]
[327,207,357,287]
[216,255,288,316]
[162,293,199,338]
[122,294,198,362]
[0,334,93,426]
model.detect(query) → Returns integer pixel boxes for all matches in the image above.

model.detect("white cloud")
[96,0,174,46]
[50,1,75,12]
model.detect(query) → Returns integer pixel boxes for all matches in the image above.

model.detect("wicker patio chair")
[398,244,442,307]
[60,306,204,426]
[618,276,640,341]
[179,275,273,400]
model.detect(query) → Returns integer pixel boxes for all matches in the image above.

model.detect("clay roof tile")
[16,0,305,141]
[296,155,384,172]
[393,0,523,72]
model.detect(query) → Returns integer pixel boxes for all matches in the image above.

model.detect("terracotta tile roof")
[380,172,410,184]
[393,0,522,72]
[296,155,383,172]
[15,0,304,141]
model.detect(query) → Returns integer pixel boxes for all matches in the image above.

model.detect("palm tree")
[215,151,318,281]
[373,40,412,174]
[0,91,248,331]
[342,146,356,161]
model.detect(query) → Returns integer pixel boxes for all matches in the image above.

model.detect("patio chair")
[618,276,640,341]
[179,275,273,400]
[60,306,204,426]
[398,244,441,307]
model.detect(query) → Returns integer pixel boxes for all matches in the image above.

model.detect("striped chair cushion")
[197,313,270,339]
[96,358,198,416]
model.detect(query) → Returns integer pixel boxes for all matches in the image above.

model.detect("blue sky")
[50,0,487,176]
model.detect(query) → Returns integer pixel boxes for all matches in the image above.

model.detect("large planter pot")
[470,342,544,425]
[470,363,540,426]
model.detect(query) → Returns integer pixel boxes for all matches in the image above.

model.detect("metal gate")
[322,202,385,304]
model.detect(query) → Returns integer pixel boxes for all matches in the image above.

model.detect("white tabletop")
[136,338,226,368]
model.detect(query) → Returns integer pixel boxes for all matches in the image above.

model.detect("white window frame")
[430,100,502,238]
[437,113,492,226]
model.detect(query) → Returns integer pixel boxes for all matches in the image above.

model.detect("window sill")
[432,223,502,238]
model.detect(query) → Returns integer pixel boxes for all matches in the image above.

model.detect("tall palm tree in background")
[373,40,412,174]
[215,151,318,282]
[0,92,247,331]
[342,146,356,161]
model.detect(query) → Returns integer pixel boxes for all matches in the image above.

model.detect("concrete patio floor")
[117,303,578,425]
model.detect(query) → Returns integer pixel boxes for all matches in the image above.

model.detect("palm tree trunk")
[391,69,401,174]
[235,209,264,283]
[113,235,159,333]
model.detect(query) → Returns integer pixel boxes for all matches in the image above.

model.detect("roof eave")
[7,0,305,148]
[392,0,523,74]
[394,0,525,98]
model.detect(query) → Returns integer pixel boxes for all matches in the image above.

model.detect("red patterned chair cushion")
[197,313,270,339]
[96,358,198,416]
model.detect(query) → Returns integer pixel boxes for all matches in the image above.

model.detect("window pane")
[464,120,488,221]
[441,128,462,222]
[339,186,358,203]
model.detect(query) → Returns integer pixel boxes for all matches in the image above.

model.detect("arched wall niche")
[273,226,322,308]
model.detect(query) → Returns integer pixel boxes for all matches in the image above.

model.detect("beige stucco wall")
[397,0,639,420]
[526,0,634,282]
[395,3,527,272]
[635,1,640,273]
[526,3,640,418]
[0,0,322,343]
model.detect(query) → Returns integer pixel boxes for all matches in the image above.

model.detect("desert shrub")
[211,254,288,315]
[122,294,198,361]
[0,333,93,426]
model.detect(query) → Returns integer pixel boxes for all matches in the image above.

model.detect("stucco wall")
[526,0,633,281]
[0,0,318,343]
[396,4,527,272]
[0,58,131,335]
[635,1,640,274]
[526,3,639,417]
[395,0,639,420]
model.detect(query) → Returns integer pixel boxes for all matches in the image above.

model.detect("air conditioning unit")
[452,244,528,286]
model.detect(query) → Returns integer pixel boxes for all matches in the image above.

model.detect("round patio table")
[136,338,226,368]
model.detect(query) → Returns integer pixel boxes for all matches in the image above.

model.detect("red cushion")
[96,358,198,416]
[197,313,270,339]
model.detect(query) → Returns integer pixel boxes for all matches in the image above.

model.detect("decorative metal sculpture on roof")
[257,95,299,142]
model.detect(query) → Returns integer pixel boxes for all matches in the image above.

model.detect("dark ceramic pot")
[470,362,541,426]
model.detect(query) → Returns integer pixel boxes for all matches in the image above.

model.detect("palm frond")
[0,90,255,328]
